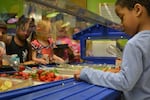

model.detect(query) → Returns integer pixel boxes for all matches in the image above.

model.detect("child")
[4,15,33,63]
[55,21,80,63]
[31,20,65,64]
[0,22,7,67]
[74,0,150,100]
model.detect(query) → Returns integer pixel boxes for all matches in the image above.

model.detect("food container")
[0,77,33,92]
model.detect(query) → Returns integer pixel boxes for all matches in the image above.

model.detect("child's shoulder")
[31,39,41,47]
[31,39,39,44]
[48,38,55,45]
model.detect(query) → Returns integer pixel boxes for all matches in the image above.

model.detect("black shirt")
[6,36,29,63]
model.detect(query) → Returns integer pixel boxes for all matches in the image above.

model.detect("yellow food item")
[1,84,8,91]
[4,80,13,88]
[0,80,13,92]
[0,79,3,86]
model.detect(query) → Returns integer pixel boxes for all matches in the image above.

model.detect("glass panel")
[25,0,121,30]
[86,39,127,58]
[24,0,126,63]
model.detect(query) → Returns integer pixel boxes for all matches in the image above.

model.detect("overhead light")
[61,22,70,27]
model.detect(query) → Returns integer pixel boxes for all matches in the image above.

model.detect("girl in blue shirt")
[74,0,150,100]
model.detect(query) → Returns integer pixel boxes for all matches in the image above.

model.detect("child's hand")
[52,55,65,64]
[0,47,5,57]
[74,70,81,81]
[40,59,49,65]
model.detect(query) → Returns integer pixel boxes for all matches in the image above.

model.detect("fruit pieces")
[0,68,67,83]
[54,76,63,81]
[12,72,30,79]
[4,80,12,88]
[0,80,13,91]
[39,71,56,82]
[37,69,44,75]
[35,69,63,82]
[0,73,8,77]
[14,69,64,82]
[18,65,25,71]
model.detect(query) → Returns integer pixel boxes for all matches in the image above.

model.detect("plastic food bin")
[0,78,121,100]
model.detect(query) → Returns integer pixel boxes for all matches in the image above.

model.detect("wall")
[0,0,24,17]
[70,0,87,8]
[0,0,115,17]
[87,0,115,14]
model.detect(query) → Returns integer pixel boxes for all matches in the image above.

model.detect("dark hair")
[115,0,150,16]
[30,18,36,28]
[0,21,7,30]
[16,15,30,28]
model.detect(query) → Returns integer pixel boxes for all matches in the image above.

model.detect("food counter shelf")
[0,78,121,100]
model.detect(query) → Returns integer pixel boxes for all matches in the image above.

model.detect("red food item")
[0,73,8,77]
[22,72,30,79]
[19,65,25,71]
[14,75,22,79]
[18,71,24,76]
[54,76,63,81]
[47,72,55,78]
[40,75,46,81]
[37,69,44,75]
[46,77,54,82]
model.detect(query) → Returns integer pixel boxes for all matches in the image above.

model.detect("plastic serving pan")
[0,78,121,100]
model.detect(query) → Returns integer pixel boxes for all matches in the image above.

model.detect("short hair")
[0,21,7,30]
[115,0,150,16]
[16,15,30,29]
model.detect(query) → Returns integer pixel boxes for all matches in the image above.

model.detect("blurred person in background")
[0,21,7,65]
[0,20,7,42]
[70,27,81,63]
[55,21,79,63]
[31,20,65,64]
[4,15,33,63]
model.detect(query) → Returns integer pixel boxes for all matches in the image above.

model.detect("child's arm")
[53,54,65,64]
[32,50,48,65]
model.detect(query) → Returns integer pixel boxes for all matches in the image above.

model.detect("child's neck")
[36,34,50,46]
[14,36,25,46]
[38,39,49,46]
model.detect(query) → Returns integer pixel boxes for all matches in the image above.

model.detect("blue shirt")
[80,31,150,100]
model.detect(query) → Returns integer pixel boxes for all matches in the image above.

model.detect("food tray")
[0,78,121,100]
[0,77,33,92]
[0,66,17,74]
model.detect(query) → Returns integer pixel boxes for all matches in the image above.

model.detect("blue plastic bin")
[0,78,121,100]
[73,24,130,64]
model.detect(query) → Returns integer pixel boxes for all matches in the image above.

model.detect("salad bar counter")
[0,64,121,100]
[0,78,121,100]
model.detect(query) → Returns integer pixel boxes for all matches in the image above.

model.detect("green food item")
[117,39,128,49]
[52,68,59,74]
